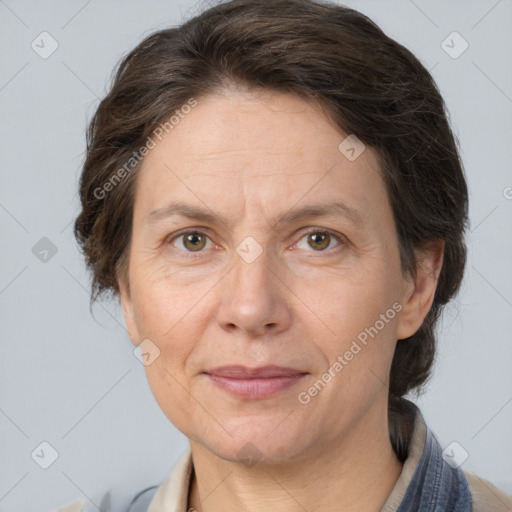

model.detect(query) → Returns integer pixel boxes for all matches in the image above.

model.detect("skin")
[119,87,444,512]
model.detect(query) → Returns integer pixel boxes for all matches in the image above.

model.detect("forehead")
[146,89,357,165]
[133,89,388,228]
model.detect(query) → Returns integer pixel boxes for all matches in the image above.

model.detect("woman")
[69,0,512,510]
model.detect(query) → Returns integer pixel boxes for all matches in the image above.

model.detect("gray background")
[1,0,511,510]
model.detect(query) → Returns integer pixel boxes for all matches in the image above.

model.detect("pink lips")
[204,365,307,399]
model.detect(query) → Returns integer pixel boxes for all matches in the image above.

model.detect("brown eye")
[183,232,207,251]
[172,231,211,252]
[295,230,343,252]
[307,232,331,250]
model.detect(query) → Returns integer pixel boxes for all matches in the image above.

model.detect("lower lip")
[206,374,307,399]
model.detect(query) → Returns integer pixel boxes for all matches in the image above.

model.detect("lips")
[205,365,306,378]
[203,365,308,399]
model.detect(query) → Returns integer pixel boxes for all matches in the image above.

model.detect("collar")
[382,401,472,511]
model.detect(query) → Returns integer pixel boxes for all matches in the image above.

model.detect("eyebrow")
[143,200,363,229]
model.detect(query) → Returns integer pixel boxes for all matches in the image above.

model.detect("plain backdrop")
[1,0,511,510]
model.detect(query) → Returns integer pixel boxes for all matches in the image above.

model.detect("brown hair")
[74,0,469,455]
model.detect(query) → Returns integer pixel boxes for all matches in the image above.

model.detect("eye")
[295,230,344,252]
[171,231,213,252]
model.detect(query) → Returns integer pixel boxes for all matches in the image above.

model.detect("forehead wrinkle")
[143,198,364,235]
[184,169,319,179]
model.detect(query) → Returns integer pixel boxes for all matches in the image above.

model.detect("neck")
[188,401,403,512]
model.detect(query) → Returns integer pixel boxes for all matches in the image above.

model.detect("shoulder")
[55,499,85,512]
[464,471,512,512]
[54,485,159,512]
[55,449,192,512]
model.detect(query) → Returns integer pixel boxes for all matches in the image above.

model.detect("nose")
[216,247,292,337]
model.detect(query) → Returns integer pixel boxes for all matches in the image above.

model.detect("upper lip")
[204,365,307,378]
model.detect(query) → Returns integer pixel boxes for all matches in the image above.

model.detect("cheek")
[132,274,212,430]
[143,360,198,438]
[127,277,203,406]
[301,262,401,395]
[298,263,400,344]
[130,257,212,338]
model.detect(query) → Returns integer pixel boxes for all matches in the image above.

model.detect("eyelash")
[166,228,346,258]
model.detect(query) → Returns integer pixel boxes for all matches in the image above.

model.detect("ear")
[396,240,445,340]
[118,276,140,346]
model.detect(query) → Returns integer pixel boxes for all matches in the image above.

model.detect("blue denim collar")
[396,403,473,512]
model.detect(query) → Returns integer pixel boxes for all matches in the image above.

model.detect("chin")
[196,415,311,467]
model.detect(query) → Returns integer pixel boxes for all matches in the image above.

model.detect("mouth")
[203,365,308,400]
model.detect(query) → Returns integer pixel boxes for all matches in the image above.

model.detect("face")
[119,88,440,465]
